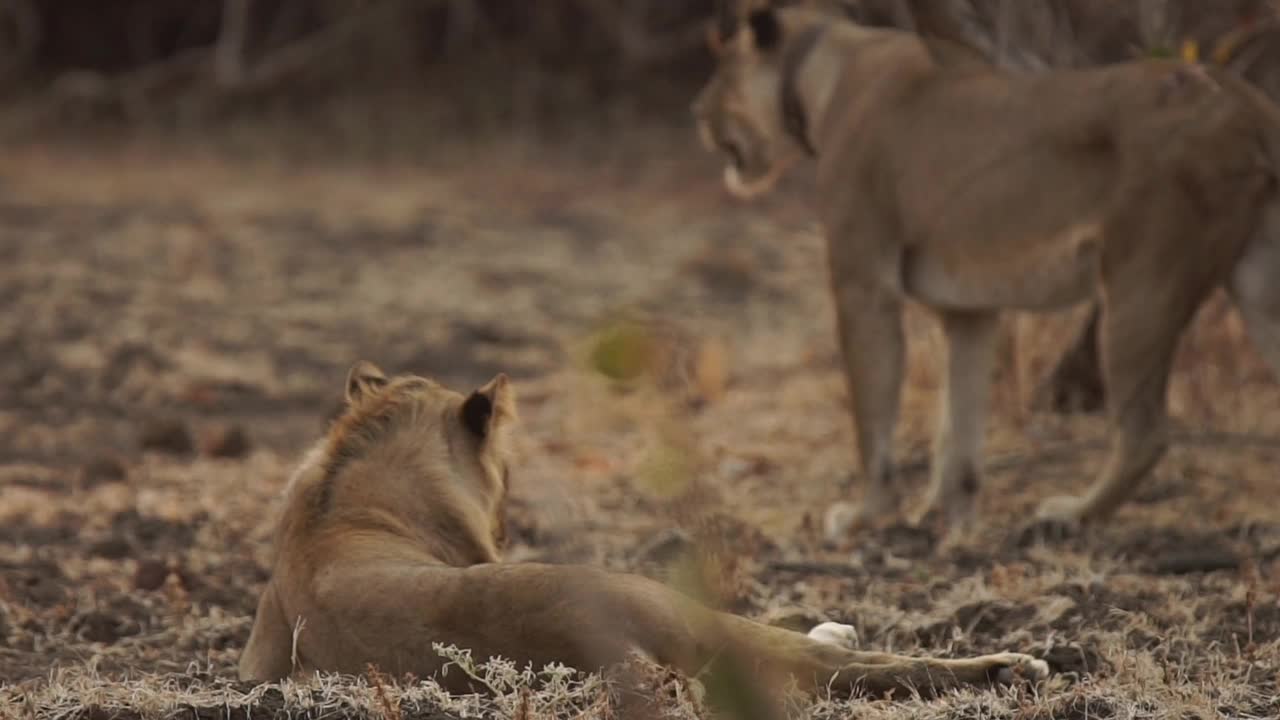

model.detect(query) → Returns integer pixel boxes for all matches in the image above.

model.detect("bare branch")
[233,0,415,94]
[573,0,712,66]
[0,0,39,84]
[215,0,252,88]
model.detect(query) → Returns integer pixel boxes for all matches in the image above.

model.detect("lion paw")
[822,498,897,544]
[1016,495,1088,544]
[985,652,1051,685]
[1036,494,1088,524]
[807,621,858,650]
[823,474,905,542]
[822,502,859,543]
[908,495,976,551]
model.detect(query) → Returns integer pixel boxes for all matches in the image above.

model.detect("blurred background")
[0,0,723,153]
[1,1,1278,150]
[3,2,1279,717]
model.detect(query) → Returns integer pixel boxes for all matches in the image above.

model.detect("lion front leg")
[910,310,1000,547]
[824,652,1050,698]
[825,281,907,540]
[239,584,295,682]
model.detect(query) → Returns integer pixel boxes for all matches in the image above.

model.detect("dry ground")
[1,131,1279,719]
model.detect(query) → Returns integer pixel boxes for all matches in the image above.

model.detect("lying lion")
[239,361,1049,697]
[693,1,1280,544]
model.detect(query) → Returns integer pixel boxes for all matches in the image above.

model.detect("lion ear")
[747,8,782,51]
[345,360,388,404]
[461,373,516,440]
[707,21,726,55]
[715,0,741,45]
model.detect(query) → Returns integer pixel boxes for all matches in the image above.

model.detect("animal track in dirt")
[71,595,150,645]
[0,513,82,547]
[0,558,69,607]
[138,417,197,456]
[109,509,200,553]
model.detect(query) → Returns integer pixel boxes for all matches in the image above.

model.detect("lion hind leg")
[1235,299,1280,380]
[1035,272,1204,527]
[1230,226,1280,380]
[825,283,906,539]
[1031,180,1250,529]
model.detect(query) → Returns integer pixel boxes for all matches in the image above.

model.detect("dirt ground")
[1,130,1279,719]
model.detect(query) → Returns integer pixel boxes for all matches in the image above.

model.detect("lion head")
[693,2,833,198]
[288,361,519,565]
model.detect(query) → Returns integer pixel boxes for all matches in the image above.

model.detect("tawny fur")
[692,3,1280,544]
[239,361,1049,696]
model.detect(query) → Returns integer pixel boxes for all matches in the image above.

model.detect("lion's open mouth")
[722,153,796,200]
[720,139,746,170]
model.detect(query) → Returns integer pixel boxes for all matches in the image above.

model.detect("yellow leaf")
[1181,39,1200,63]
[1212,26,1251,66]
[694,338,729,404]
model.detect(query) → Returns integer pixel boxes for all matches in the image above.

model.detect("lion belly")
[901,222,1101,311]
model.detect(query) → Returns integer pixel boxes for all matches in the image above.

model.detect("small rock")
[78,455,127,490]
[134,559,171,591]
[138,418,194,456]
[3,560,67,607]
[88,537,132,560]
[74,610,123,644]
[823,502,859,544]
[681,247,759,303]
[632,528,694,568]
[200,424,252,459]
[807,621,859,649]
[174,566,201,594]
[718,455,774,481]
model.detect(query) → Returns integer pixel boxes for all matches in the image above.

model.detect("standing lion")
[693,1,1280,544]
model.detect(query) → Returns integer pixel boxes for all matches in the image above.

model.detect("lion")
[238,360,1050,697]
[692,1,1280,544]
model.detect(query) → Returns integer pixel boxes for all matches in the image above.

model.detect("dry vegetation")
[0,129,1276,719]
[0,2,1279,718]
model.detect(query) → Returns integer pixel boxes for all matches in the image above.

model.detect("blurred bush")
[3,1,1279,139]
[0,0,716,125]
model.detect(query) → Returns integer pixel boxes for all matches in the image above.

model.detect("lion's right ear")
[345,361,388,404]
[715,0,743,44]
[707,21,726,56]
[714,0,777,49]
[747,8,782,52]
